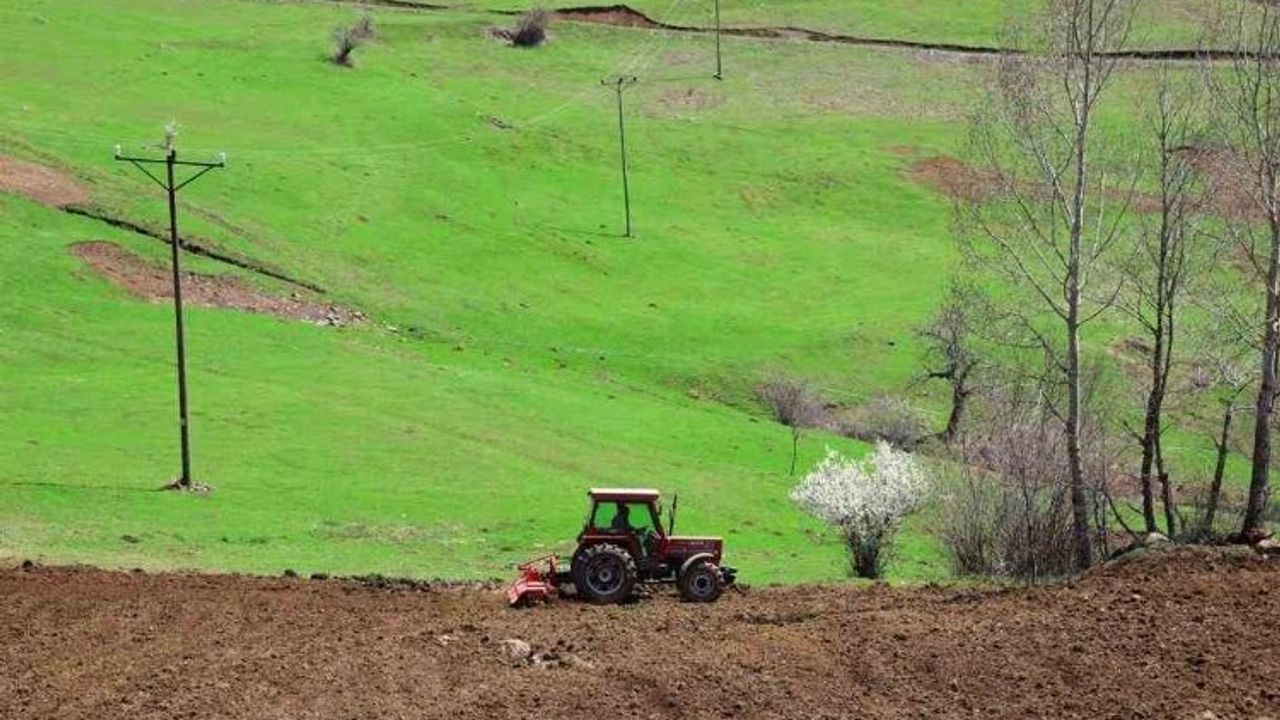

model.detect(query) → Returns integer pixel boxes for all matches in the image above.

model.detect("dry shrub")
[331,14,375,67]
[757,376,825,475]
[941,429,1076,580]
[511,9,550,47]
[758,377,823,429]
[842,396,928,449]
[938,387,1114,581]
[1177,483,1247,543]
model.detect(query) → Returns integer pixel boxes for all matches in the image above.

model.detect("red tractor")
[508,488,736,606]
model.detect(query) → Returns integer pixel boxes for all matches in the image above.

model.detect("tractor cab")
[579,488,667,561]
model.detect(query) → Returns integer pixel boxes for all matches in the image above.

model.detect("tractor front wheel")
[678,561,723,603]
[572,544,637,604]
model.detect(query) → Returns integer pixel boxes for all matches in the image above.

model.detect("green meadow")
[0,0,1248,583]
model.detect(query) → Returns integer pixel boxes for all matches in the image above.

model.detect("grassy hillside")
[0,0,1250,583]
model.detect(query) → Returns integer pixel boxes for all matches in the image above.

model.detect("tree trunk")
[1066,319,1094,570]
[1205,401,1234,533]
[1138,396,1160,533]
[1156,431,1176,536]
[1139,175,1174,535]
[789,428,799,476]
[1242,219,1280,539]
[942,385,970,445]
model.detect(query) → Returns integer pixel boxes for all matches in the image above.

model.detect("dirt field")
[1,547,1277,720]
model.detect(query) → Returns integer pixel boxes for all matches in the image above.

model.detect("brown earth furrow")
[1,547,1277,720]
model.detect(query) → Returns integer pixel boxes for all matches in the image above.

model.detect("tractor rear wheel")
[572,544,636,604]
[678,561,723,603]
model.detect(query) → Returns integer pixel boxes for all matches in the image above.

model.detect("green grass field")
[0,0,1250,584]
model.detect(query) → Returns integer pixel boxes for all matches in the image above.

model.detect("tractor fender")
[679,553,716,577]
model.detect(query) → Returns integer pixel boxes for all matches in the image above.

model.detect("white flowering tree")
[790,441,932,578]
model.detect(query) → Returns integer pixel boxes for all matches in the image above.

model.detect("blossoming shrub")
[790,441,932,578]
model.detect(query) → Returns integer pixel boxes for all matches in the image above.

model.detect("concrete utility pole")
[113,128,225,490]
[601,75,638,238]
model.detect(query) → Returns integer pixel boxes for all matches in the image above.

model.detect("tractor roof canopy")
[588,488,660,503]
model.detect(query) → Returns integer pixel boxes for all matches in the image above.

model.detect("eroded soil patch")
[554,4,667,29]
[1,547,1277,719]
[72,241,361,326]
[903,152,1164,212]
[648,87,724,116]
[903,154,995,204]
[0,155,89,208]
[1177,144,1260,223]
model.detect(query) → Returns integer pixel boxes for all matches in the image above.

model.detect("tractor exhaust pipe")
[668,492,678,536]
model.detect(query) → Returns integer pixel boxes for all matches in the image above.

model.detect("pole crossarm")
[114,153,225,168]
[600,75,638,90]
[115,151,226,194]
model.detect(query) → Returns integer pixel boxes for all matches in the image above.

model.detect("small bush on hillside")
[843,396,928,449]
[512,9,550,47]
[758,376,825,475]
[791,442,932,579]
[758,376,823,429]
[331,14,376,67]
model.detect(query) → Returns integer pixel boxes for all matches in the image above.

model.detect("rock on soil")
[0,548,1277,719]
[0,155,90,208]
[72,241,362,326]
[499,638,532,664]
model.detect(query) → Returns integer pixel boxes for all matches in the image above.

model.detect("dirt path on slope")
[72,241,361,325]
[1,547,1277,720]
[0,155,90,208]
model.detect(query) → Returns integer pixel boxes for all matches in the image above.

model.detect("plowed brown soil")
[72,241,361,326]
[1,547,1277,720]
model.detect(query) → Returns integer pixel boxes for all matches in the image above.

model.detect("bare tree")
[918,282,982,444]
[1117,69,1208,536]
[758,377,823,475]
[1209,3,1280,540]
[959,0,1138,570]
